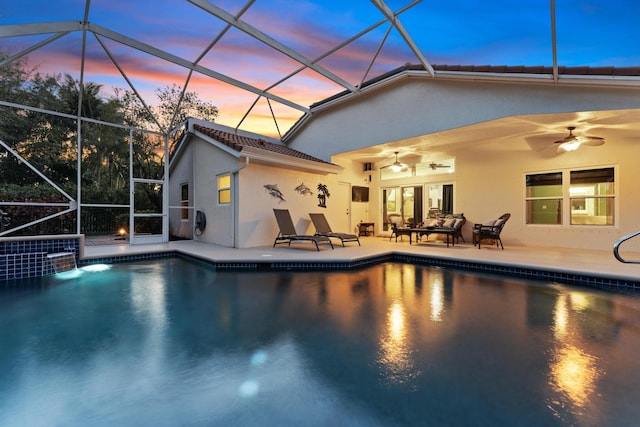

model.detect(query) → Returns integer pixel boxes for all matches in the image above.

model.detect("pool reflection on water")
[1,258,639,426]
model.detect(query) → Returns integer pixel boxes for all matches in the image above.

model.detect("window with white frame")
[526,167,614,226]
[569,168,615,225]
[180,183,189,220]
[217,173,231,205]
[525,172,562,224]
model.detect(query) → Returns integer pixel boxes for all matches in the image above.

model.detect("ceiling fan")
[553,126,605,152]
[428,161,450,170]
[381,151,408,172]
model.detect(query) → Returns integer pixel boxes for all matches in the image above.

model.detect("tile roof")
[193,124,333,164]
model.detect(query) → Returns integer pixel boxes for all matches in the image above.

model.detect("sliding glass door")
[382,186,423,229]
[426,184,454,216]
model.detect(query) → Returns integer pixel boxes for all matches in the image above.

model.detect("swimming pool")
[1,258,640,426]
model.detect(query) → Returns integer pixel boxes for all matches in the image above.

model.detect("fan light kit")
[555,126,605,152]
[389,152,406,172]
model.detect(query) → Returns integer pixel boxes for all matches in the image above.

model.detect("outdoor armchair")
[473,213,510,249]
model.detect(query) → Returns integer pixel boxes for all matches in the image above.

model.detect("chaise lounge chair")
[473,213,510,249]
[273,209,334,251]
[309,213,361,247]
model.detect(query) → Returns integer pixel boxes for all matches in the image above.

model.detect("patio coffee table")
[409,227,457,247]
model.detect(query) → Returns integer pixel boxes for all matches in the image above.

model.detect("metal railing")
[613,230,640,263]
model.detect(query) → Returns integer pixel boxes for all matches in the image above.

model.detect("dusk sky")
[2,0,639,136]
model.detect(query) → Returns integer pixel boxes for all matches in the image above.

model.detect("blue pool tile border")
[4,244,639,292]
[78,251,176,266]
[78,252,393,272]
[394,254,640,291]
[78,251,640,291]
[1,237,80,281]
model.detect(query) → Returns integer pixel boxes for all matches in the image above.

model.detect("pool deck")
[83,235,640,285]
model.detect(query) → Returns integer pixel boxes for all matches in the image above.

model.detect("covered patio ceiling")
[336,108,640,167]
[1,0,639,164]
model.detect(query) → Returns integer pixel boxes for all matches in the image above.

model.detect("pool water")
[1,258,640,426]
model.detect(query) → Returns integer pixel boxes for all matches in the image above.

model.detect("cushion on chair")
[453,218,464,229]
[388,215,404,227]
[494,218,504,227]
[443,218,456,227]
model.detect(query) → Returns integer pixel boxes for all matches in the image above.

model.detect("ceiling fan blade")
[428,162,449,170]
[577,136,605,146]
[380,153,399,169]
[551,127,605,153]
[526,134,561,152]
[553,135,578,145]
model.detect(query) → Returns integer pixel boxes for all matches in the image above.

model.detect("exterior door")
[131,178,166,244]
[335,181,351,233]
[401,186,423,226]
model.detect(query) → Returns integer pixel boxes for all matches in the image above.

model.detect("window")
[526,172,562,224]
[526,168,614,226]
[217,173,231,204]
[570,168,614,225]
[382,186,427,229]
[180,183,189,220]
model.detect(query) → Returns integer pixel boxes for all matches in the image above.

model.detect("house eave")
[241,146,343,175]
[192,127,340,174]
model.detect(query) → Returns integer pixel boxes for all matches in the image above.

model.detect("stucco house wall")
[454,135,640,251]
[169,125,347,249]
[190,138,238,247]
[236,163,334,248]
[286,77,640,251]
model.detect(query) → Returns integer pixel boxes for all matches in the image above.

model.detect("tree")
[156,83,219,131]
[113,83,219,187]
[115,83,218,133]
[0,53,221,234]
[0,69,77,190]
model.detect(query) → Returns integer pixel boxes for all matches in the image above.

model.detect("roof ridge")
[193,124,332,165]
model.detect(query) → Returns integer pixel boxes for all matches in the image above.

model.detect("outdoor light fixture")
[558,140,582,152]
[389,152,405,172]
[116,228,127,240]
[555,126,605,153]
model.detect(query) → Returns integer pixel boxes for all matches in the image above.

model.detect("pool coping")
[78,246,640,292]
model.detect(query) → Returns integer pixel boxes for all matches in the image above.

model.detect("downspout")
[231,156,250,248]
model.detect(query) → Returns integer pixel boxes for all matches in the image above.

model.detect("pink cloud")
[1,2,416,138]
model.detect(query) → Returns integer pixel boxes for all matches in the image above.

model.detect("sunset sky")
[2,0,639,136]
